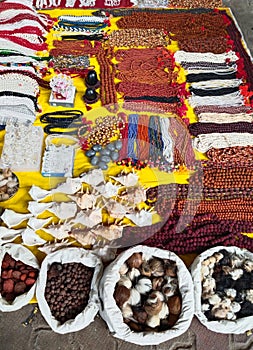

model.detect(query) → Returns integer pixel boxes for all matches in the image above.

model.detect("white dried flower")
[118,276,132,289]
[230,268,243,280]
[119,263,128,275]
[201,303,210,312]
[128,288,141,306]
[127,267,141,281]
[122,303,133,319]
[208,294,221,306]
[158,303,169,319]
[246,289,253,303]
[231,302,241,313]
[224,288,237,299]
[146,314,160,328]
[135,277,152,295]
[226,311,236,320]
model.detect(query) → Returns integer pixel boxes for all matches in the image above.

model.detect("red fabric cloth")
[33,0,134,9]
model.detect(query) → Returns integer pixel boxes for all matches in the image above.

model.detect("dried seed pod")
[152,277,163,291]
[158,302,169,319]
[132,306,148,324]
[119,263,128,275]
[118,276,132,289]
[140,261,152,277]
[167,295,181,315]
[243,259,253,273]
[144,294,163,316]
[208,294,221,306]
[127,267,141,282]
[148,258,164,277]
[126,253,143,269]
[146,314,160,328]
[113,285,130,308]
[122,303,133,319]
[164,261,177,277]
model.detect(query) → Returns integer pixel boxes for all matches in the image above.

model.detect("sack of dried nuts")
[0,243,39,312]
[99,245,194,346]
[36,247,103,334]
[191,246,253,334]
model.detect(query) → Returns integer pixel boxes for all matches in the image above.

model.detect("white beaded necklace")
[198,112,253,124]
[0,95,36,114]
[174,51,239,64]
[193,133,253,153]
[189,92,244,108]
[58,15,107,24]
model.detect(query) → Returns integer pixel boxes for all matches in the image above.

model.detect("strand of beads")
[107,28,169,48]
[96,46,117,106]
[206,146,253,163]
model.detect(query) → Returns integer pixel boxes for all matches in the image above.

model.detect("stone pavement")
[1,1,253,349]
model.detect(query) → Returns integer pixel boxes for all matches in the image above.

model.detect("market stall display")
[0,0,253,341]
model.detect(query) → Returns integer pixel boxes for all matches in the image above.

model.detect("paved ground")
[1,1,253,349]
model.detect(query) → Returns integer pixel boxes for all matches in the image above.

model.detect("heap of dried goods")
[0,253,38,303]
[201,249,253,321]
[114,252,182,332]
[45,262,94,324]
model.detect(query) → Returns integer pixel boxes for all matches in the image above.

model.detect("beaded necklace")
[96,46,117,106]
[0,69,50,89]
[174,51,238,64]
[189,122,253,137]
[197,112,253,124]
[107,28,169,48]
[58,15,107,24]
[189,91,245,107]
[206,146,253,164]
[127,114,139,160]
[0,95,36,114]
[136,114,150,161]
[193,133,253,153]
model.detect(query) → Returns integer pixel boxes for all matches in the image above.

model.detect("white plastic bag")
[36,247,103,334]
[0,243,39,312]
[99,245,194,346]
[191,245,253,334]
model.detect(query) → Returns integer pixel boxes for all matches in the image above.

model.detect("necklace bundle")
[96,46,117,106]
[49,39,98,57]
[206,146,253,164]
[107,28,169,48]
[193,132,253,153]
[197,112,253,123]
[49,55,90,74]
[189,122,253,136]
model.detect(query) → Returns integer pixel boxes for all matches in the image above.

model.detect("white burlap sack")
[36,247,103,334]
[99,245,194,346]
[191,245,253,334]
[0,243,39,312]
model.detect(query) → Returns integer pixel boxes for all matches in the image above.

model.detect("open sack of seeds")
[36,247,103,334]
[191,246,253,334]
[99,245,194,346]
[0,243,39,312]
